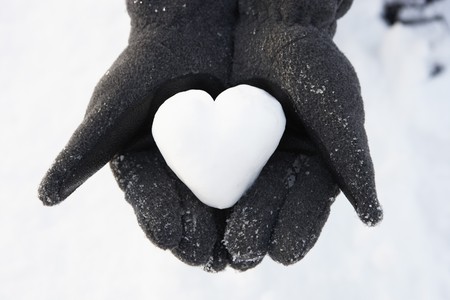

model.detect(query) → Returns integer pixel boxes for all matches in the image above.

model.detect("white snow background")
[1,1,449,299]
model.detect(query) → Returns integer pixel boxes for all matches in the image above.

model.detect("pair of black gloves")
[39,0,383,272]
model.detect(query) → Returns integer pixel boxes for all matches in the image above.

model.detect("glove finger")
[224,152,296,271]
[111,149,183,249]
[232,25,382,226]
[204,240,229,272]
[269,154,339,265]
[204,209,231,273]
[171,182,218,266]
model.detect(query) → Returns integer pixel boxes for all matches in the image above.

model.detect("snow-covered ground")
[1,1,449,299]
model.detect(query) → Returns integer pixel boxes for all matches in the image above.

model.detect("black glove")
[38,0,236,272]
[223,0,383,270]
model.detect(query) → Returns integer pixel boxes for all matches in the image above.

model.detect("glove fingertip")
[229,257,264,271]
[151,235,182,250]
[203,242,229,273]
[140,219,183,250]
[38,152,87,206]
[38,174,65,206]
[269,246,307,266]
[356,200,383,226]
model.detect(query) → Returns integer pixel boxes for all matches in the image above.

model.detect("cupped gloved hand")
[38,0,236,272]
[223,0,383,270]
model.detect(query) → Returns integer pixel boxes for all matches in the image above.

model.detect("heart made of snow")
[152,84,286,209]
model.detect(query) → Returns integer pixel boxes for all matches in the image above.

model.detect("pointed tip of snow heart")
[152,85,286,209]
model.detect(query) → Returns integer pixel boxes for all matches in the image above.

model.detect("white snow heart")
[152,84,286,209]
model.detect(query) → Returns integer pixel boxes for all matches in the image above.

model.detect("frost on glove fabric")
[224,0,383,270]
[38,0,236,272]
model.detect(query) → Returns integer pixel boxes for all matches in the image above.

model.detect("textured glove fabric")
[38,0,237,272]
[224,0,383,270]
[38,0,382,273]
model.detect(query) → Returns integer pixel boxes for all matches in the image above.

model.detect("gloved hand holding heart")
[38,0,383,272]
[152,85,286,209]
